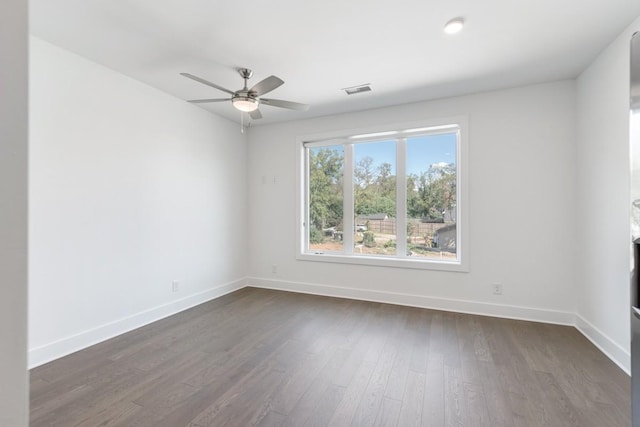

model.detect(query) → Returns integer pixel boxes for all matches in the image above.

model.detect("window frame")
[295,116,469,272]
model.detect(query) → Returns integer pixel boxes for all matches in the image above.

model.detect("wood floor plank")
[352,330,402,426]
[188,316,314,425]
[161,323,305,425]
[130,351,210,410]
[282,375,334,426]
[105,287,265,363]
[29,377,51,400]
[373,397,402,427]
[188,367,286,426]
[384,325,414,401]
[74,402,143,427]
[531,370,581,426]
[456,314,490,384]
[422,352,444,426]
[325,305,379,388]
[398,370,425,426]
[30,384,94,426]
[481,318,539,426]
[462,382,492,427]
[302,383,346,427]
[327,360,377,426]
[440,312,462,368]
[256,410,287,427]
[475,361,514,427]
[443,365,468,427]
[408,309,432,374]
[454,315,491,426]
[282,352,348,426]
[269,343,339,415]
[31,365,148,427]
[29,288,631,426]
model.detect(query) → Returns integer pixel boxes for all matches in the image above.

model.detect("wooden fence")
[359,219,453,237]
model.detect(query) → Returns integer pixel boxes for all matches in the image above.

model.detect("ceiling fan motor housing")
[238,68,253,79]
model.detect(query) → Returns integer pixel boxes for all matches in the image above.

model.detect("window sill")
[296,252,468,272]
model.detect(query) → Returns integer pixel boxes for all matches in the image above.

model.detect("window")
[297,118,468,271]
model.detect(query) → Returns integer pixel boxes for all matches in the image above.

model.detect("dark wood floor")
[30,287,630,426]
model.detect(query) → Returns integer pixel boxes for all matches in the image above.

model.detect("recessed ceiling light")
[444,17,465,35]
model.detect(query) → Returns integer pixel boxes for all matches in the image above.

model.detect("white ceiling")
[30,0,640,125]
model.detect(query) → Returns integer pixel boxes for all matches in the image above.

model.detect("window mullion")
[343,144,354,253]
[396,138,407,257]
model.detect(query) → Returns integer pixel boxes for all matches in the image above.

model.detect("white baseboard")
[246,277,575,326]
[575,314,630,375]
[28,278,247,369]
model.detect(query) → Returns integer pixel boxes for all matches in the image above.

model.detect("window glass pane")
[354,140,396,255]
[308,146,344,252]
[406,133,457,260]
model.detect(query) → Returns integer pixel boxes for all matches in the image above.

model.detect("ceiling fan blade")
[261,98,310,111]
[187,98,231,104]
[249,109,263,120]
[249,75,284,96]
[180,73,235,95]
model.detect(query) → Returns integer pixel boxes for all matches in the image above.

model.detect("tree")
[354,156,375,188]
[309,148,343,232]
[407,163,456,219]
[376,162,395,199]
[353,157,396,217]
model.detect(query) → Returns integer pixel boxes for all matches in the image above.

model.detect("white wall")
[247,81,577,324]
[29,38,248,367]
[0,0,28,424]
[575,16,640,373]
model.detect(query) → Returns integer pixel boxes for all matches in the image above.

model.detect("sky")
[354,132,457,176]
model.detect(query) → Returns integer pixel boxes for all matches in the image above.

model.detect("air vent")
[342,84,372,95]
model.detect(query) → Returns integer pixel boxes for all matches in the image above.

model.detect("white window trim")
[295,116,469,272]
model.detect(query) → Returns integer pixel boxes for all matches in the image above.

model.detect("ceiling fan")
[181,68,309,120]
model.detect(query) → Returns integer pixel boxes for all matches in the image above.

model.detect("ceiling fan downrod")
[239,68,253,90]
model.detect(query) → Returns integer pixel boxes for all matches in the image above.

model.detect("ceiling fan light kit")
[182,67,309,119]
[232,96,259,112]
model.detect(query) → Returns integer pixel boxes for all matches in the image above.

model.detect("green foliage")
[355,194,395,217]
[408,243,432,255]
[363,231,376,247]
[309,226,324,244]
[407,164,456,219]
[354,157,396,217]
[384,239,396,248]
[309,148,344,230]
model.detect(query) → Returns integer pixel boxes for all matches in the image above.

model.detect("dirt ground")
[310,233,456,260]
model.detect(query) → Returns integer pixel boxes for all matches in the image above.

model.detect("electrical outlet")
[172,280,180,292]
[271,265,278,274]
[492,283,503,295]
